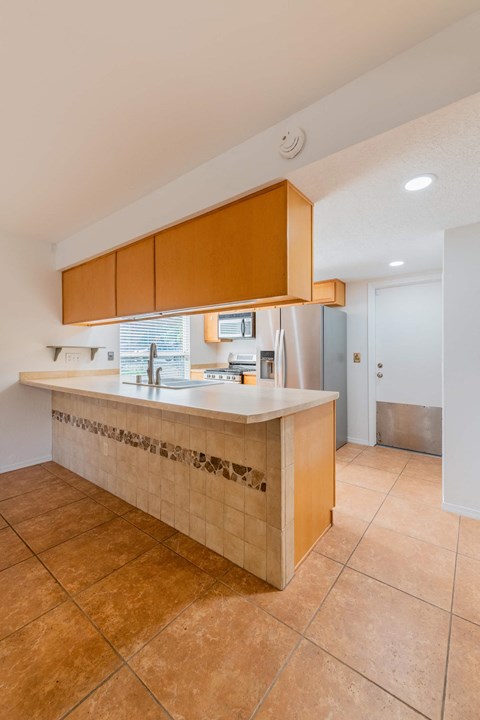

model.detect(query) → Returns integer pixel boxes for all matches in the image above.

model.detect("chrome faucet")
[155,366,163,386]
[147,343,158,384]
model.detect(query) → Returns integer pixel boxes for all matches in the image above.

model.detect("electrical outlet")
[103,440,108,457]
[107,351,114,361]
[65,352,81,364]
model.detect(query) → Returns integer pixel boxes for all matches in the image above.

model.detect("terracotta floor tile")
[0,557,66,639]
[0,464,56,501]
[89,487,135,515]
[40,516,157,594]
[458,515,480,560]
[0,479,85,524]
[0,514,6,529]
[374,495,459,551]
[314,511,368,563]
[453,553,480,625]
[335,444,364,462]
[444,616,480,720]
[43,462,101,493]
[256,638,422,720]
[0,527,32,570]
[67,667,168,720]
[306,568,450,719]
[353,447,410,474]
[165,531,233,577]
[335,481,385,522]
[15,497,115,553]
[390,473,443,507]
[124,508,177,541]
[0,601,120,720]
[222,552,341,632]
[337,463,398,493]
[130,583,298,720]
[77,545,215,657]
[402,456,442,483]
[335,460,349,474]
[348,524,456,610]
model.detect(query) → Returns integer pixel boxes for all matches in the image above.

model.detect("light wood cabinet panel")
[190,370,205,380]
[62,254,116,324]
[243,374,257,386]
[312,279,346,307]
[155,181,312,313]
[204,313,220,343]
[116,237,155,317]
[294,401,335,565]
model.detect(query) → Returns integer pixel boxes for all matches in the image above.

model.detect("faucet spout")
[147,343,158,384]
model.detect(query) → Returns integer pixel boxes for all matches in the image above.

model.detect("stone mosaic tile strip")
[52,410,266,492]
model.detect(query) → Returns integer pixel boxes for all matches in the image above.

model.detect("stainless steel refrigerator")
[255,305,347,448]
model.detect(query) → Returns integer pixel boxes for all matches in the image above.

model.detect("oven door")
[218,312,255,339]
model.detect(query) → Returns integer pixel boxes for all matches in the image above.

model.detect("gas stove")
[204,353,256,383]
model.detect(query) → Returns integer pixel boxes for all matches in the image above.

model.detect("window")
[120,317,190,378]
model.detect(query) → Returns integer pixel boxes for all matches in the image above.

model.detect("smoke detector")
[279,127,306,159]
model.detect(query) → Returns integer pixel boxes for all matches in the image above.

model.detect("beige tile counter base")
[20,372,338,424]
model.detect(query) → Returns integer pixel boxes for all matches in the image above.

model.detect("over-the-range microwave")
[217,311,256,339]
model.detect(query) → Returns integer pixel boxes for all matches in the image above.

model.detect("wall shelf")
[47,346,106,362]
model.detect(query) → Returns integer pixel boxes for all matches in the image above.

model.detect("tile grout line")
[248,635,304,720]
[440,512,461,720]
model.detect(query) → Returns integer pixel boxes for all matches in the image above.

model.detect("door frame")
[367,273,442,446]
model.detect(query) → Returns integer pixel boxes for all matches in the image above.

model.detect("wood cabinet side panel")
[116,236,155,316]
[287,183,313,301]
[155,184,288,311]
[294,402,335,565]
[62,254,116,324]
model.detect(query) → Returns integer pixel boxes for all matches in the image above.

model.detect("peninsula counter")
[21,372,338,588]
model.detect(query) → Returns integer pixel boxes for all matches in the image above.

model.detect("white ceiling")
[1,0,479,243]
[290,92,480,281]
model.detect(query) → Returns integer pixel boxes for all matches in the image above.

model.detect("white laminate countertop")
[20,374,338,424]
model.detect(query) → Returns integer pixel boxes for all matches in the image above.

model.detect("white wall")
[189,315,217,366]
[344,282,370,445]
[443,222,480,518]
[0,234,119,472]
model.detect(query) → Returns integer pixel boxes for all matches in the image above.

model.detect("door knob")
[377,372,383,378]
[377,363,383,368]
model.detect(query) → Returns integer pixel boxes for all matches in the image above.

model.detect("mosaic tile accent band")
[52,410,267,492]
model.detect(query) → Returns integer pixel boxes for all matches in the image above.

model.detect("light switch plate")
[107,351,114,361]
[353,352,361,363]
[65,352,80,364]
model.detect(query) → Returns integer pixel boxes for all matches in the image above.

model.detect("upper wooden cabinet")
[116,237,155,317]
[312,279,346,307]
[62,254,116,324]
[204,313,220,343]
[62,181,313,325]
[154,181,312,313]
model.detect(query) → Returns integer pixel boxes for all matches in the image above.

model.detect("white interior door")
[375,280,442,453]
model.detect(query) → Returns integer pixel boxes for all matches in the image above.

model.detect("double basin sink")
[123,378,223,390]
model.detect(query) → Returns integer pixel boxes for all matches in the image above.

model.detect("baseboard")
[0,455,52,474]
[442,501,480,521]
[347,436,371,447]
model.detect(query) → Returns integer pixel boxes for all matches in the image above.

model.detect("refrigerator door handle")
[277,329,286,388]
[273,330,280,386]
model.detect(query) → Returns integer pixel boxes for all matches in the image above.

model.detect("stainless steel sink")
[123,378,224,390]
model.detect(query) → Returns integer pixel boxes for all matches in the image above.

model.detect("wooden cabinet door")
[155,184,289,312]
[62,254,116,324]
[116,237,155,316]
[243,374,257,386]
[312,279,346,307]
[204,313,220,343]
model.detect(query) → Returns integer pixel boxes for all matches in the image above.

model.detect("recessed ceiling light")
[404,174,436,191]
[389,260,404,267]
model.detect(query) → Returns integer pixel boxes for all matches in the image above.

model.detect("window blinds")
[119,317,190,378]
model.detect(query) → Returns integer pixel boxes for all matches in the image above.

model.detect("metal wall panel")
[376,401,442,455]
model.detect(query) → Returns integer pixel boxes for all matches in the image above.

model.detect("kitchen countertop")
[20,373,338,424]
